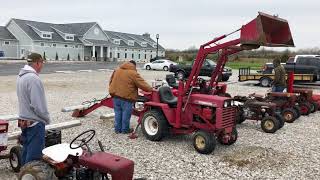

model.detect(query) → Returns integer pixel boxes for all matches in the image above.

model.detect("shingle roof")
[104,30,165,50]
[12,19,92,43]
[0,26,17,40]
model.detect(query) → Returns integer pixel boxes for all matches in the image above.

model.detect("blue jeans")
[21,122,45,165]
[113,97,133,133]
[272,86,286,92]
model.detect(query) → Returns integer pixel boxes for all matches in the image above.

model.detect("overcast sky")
[0,0,319,51]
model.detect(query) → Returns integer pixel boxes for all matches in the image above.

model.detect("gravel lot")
[0,66,319,179]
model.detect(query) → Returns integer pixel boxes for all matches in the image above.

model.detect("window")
[42,33,52,39]
[138,54,141,59]
[41,43,45,46]
[144,54,147,59]
[151,55,153,59]
[132,53,134,59]
[117,53,120,58]
[65,35,74,40]
[125,49,127,51]
[113,39,120,45]
[128,40,134,46]
[125,53,127,58]
[75,45,78,48]
[110,52,112,58]
[52,43,56,47]
[141,42,147,47]
[64,45,68,48]
[4,41,10,45]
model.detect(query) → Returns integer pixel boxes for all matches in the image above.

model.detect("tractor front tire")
[9,145,22,172]
[141,110,169,141]
[261,116,279,133]
[299,102,311,115]
[193,130,216,154]
[310,101,319,113]
[282,108,297,123]
[275,113,285,129]
[293,105,301,119]
[217,128,238,145]
[18,160,57,180]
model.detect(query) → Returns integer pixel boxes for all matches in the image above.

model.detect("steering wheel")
[70,129,95,149]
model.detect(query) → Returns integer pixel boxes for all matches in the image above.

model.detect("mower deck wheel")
[217,128,238,145]
[9,145,22,172]
[261,116,279,133]
[282,108,297,123]
[193,130,216,154]
[141,110,169,141]
[299,102,311,115]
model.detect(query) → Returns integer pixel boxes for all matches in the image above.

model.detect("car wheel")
[163,66,169,71]
[146,65,151,70]
[176,71,185,80]
[222,76,229,82]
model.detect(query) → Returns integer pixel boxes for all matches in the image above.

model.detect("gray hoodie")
[17,65,50,125]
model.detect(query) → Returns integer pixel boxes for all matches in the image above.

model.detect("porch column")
[100,46,103,59]
[92,45,95,60]
[106,47,110,58]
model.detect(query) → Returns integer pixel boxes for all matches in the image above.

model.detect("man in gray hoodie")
[17,53,50,165]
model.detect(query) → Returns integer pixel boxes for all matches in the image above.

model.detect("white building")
[0,18,165,62]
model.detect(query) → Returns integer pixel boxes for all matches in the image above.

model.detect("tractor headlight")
[224,101,228,107]
[261,108,266,113]
[230,100,234,106]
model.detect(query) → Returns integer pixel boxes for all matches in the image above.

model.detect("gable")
[83,24,108,41]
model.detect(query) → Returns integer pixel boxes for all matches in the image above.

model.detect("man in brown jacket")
[272,58,286,92]
[109,60,153,133]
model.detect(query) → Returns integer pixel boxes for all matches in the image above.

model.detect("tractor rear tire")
[275,113,285,129]
[293,105,301,119]
[282,108,297,123]
[261,116,279,133]
[310,101,319,113]
[299,102,311,115]
[18,160,57,180]
[141,110,169,141]
[9,145,22,172]
[217,128,238,145]
[193,130,216,154]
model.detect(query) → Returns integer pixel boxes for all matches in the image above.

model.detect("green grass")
[226,58,270,70]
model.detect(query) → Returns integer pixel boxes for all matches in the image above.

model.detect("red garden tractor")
[18,130,135,180]
[70,12,294,154]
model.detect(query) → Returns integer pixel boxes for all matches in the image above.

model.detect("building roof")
[0,26,17,40]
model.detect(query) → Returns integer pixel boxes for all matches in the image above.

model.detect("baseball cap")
[129,60,136,66]
[27,53,43,62]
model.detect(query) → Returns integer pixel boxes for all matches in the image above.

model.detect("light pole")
[156,34,159,59]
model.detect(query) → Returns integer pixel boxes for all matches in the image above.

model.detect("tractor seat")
[159,86,177,107]
[166,74,179,89]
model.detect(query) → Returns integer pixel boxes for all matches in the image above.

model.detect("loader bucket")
[240,12,294,47]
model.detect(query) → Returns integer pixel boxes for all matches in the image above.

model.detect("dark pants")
[272,86,286,92]
[21,122,45,165]
[113,97,133,133]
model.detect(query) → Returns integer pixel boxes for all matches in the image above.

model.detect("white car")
[144,59,177,71]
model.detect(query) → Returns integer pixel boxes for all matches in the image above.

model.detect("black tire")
[275,113,285,129]
[193,130,216,154]
[236,108,246,124]
[146,65,151,70]
[222,76,229,82]
[299,102,311,115]
[176,71,185,80]
[293,105,301,119]
[141,110,169,141]
[310,101,319,113]
[163,66,169,71]
[260,77,271,87]
[9,146,22,172]
[18,160,58,180]
[282,108,297,123]
[217,128,238,145]
[261,116,279,133]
